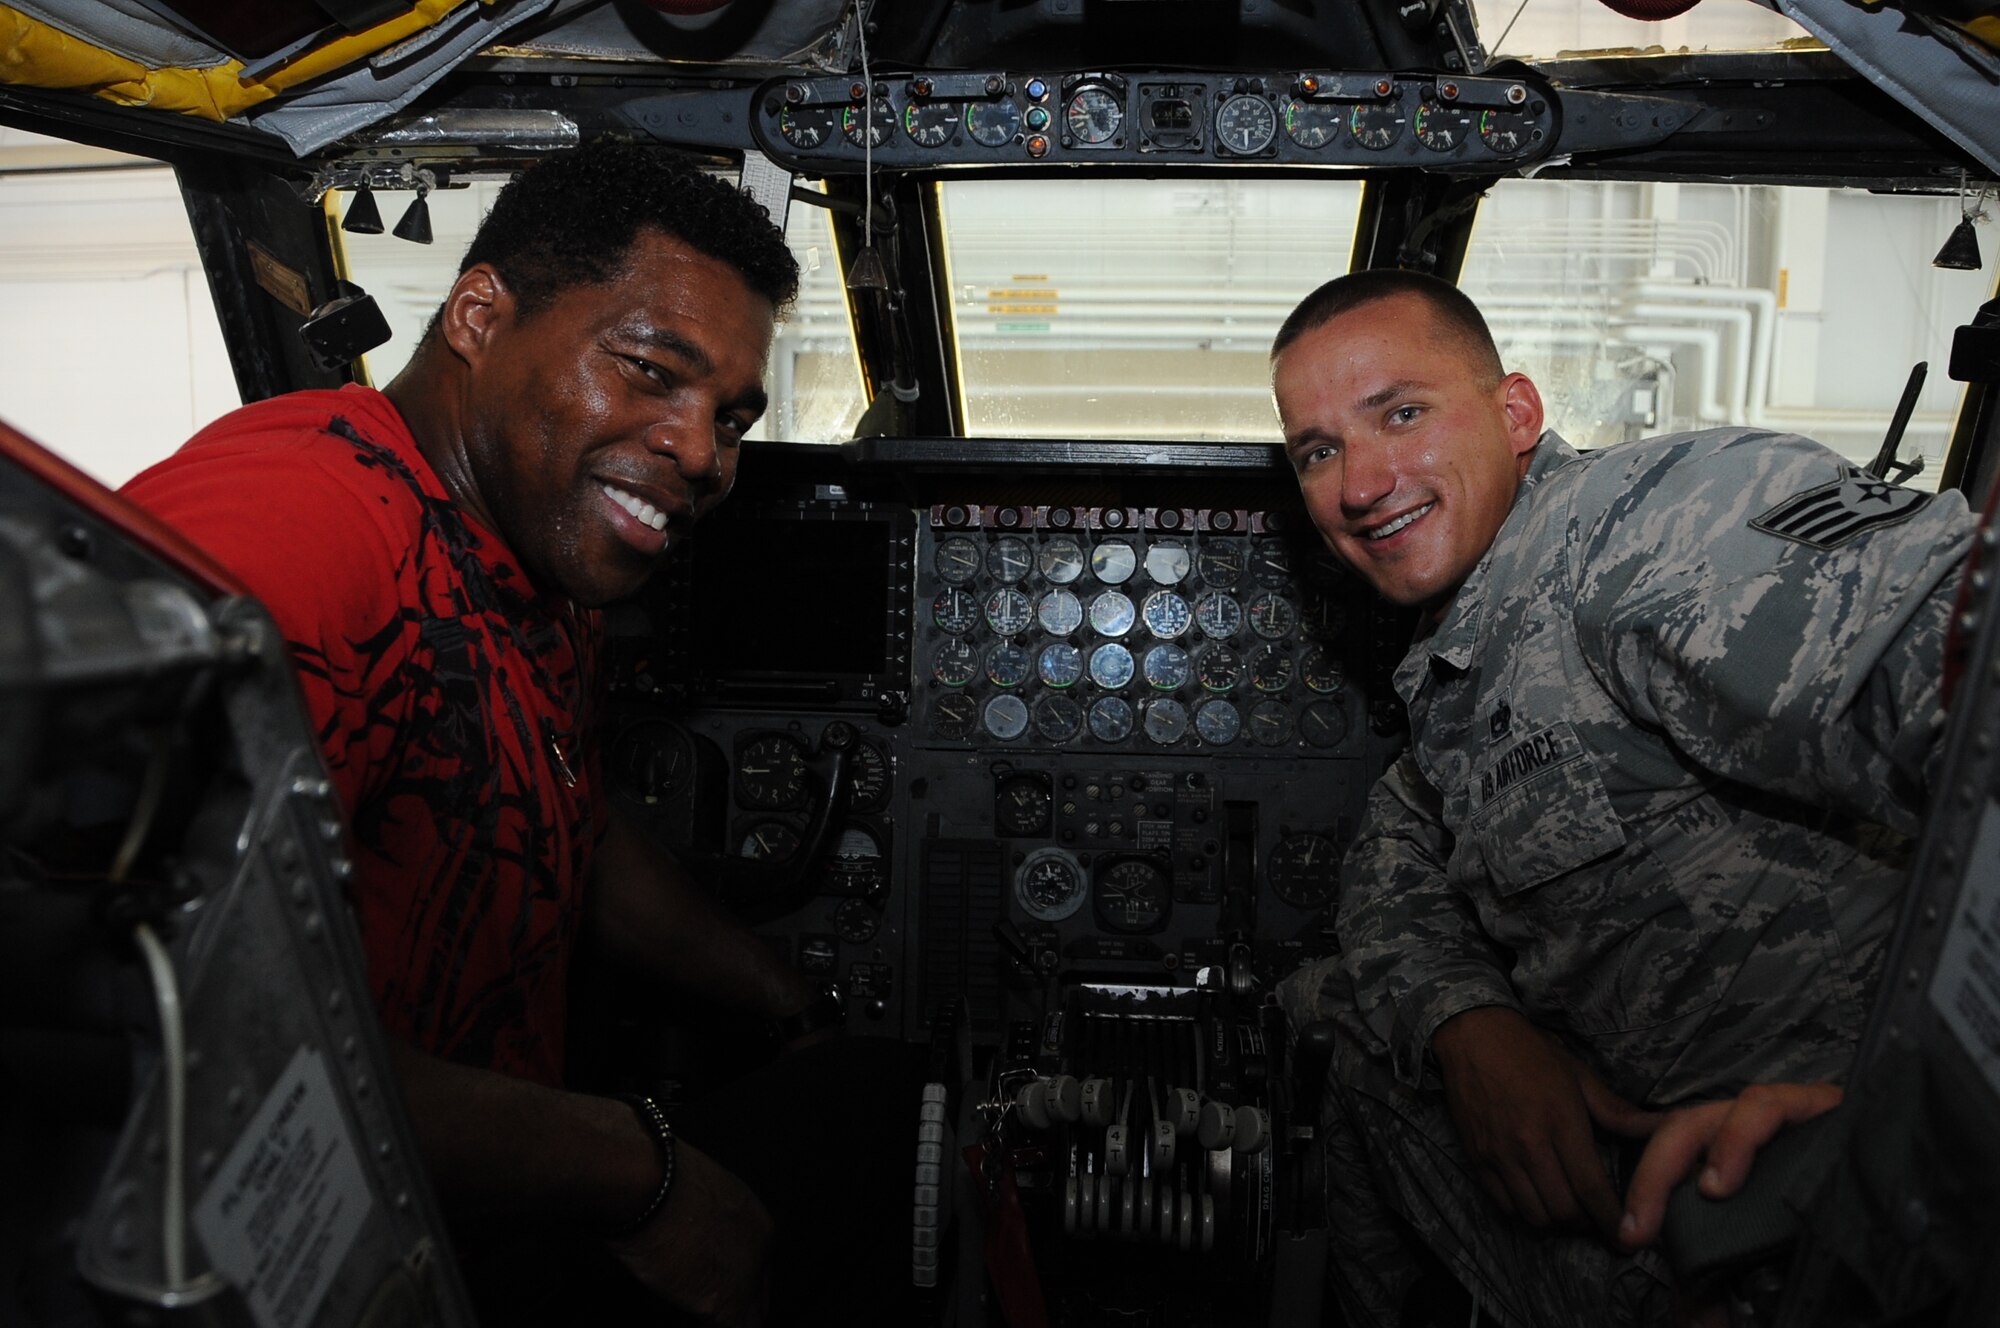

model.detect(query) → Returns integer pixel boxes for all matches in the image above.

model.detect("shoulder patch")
[1750,466,1933,550]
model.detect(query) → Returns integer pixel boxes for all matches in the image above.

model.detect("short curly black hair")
[452,142,800,319]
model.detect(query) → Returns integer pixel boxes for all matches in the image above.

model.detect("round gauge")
[935,536,981,584]
[987,536,1033,584]
[1038,588,1084,636]
[1282,97,1342,149]
[1478,108,1533,155]
[1194,644,1242,692]
[847,739,891,812]
[1300,699,1350,749]
[777,104,836,149]
[933,637,979,687]
[1251,541,1293,586]
[904,99,958,147]
[1141,590,1192,639]
[1195,591,1243,639]
[1349,99,1406,150]
[1065,84,1124,145]
[1300,645,1347,695]
[985,694,1030,741]
[932,587,979,634]
[608,719,694,803]
[1091,540,1137,584]
[739,820,802,861]
[1017,847,1088,922]
[1415,100,1476,152]
[932,691,979,739]
[1089,643,1136,689]
[1214,94,1277,155]
[1095,856,1172,933]
[1142,643,1190,691]
[1144,541,1192,585]
[1249,699,1293,746]
[996,773,1052,834]
[830,826,888,902]
[834,897,882,943]
[1268,832,1342,910]
[1040,536,1086,584]
[1248,644,1295,693]
[986,586,1033,636]
[1195,699,1241,746]
[1197,545,1244,587]
[1143,697,1190,745]
[736,734,808,809]
[1089,591,1136,638]
[987,643,1032,687]
[1089,696,1135,742]
[1039,642,1084,687]
[1248,591,1299,639]
[1034,694,1084,741]
[965,99,1023,148]
[843,96,895,148]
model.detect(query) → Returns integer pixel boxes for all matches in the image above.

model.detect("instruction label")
[192,1045,374,1328]
[1930,799,2000,1098]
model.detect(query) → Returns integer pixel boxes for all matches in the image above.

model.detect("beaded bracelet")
[606,1093,676,1239]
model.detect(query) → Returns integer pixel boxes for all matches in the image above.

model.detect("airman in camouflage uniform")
[1269,270,1974,1326]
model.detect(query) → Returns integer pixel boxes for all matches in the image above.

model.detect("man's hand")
[1617,1082,1843,1250]
[607,1139,775,1327]
[1432,1006,1660,1235]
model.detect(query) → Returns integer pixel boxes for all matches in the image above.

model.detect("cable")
[857,2,875,258]
[132,922,189,1290]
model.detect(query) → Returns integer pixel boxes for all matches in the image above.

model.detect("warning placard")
[1929,799,2000,1097]
[192,1045,374,1328]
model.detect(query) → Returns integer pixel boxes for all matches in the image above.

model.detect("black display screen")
[684,517,893,677]
[1149,100,1193,131]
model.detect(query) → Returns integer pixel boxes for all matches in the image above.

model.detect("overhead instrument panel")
[746,71,1557,168]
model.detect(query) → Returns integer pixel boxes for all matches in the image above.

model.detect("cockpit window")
[1460,178,1995,487]
[940,178,1366,441]
[1470,0,1812,59]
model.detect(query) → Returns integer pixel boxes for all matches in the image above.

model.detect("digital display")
[684,517,893,678]
[1149,100,1193,131]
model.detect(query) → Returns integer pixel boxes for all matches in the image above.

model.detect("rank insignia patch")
[1751,466,1932,550]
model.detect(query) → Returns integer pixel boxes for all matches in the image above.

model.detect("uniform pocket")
[1467,721,1626,896]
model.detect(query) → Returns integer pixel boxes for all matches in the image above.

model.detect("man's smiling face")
[1273,291,1543,616]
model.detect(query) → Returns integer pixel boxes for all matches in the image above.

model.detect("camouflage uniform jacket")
[1342,427,1973,1107]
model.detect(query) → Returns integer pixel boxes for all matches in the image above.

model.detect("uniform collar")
[1393,431,1577,704]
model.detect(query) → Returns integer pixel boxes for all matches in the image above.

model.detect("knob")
[1016,1080,1051,1130]
[1170,1087,1200,1137]
[1105,1123,1130,1176]
[1081,1077,1114,1127]
[1197,1099,1236,1150]
[1150,1118,1177,1171]
[1231,1105,1270,1154]
[1047,1074,1082,1122]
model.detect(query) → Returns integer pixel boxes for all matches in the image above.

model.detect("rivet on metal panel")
[396,1191,412,1211]
[303,912,323,938]
[343,1035,359,1060]
[327,989,344,1013]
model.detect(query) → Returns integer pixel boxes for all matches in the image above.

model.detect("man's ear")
[438,263,514,366]
[1499,371,1545,458]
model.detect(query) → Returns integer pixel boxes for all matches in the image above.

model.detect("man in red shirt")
[126,144,811,1325]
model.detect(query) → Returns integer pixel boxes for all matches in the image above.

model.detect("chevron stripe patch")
[1751,466,1933,550]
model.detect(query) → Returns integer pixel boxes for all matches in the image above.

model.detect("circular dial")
[987,536,1033,583]
[1249,699,1293,745]
[986,587,1033,635]
[1248,643,1295,693]
[1414,99,1476,152]
[1142,643,1190,691]
[932,638,979,687]
[932,692,979,739]
[1194,699,1241,745]
[1282,97,1342,148]
[1038,642,1084,687]
[1034,694,1083,741]
[1214,94,1277,154]
[984,694,1030,741]
[1089,643,1136,689]
[996,772,1053,834]
[935,536,980,584]
[777,104,836,149]
[609,719,694,803]
[1194,645,1242,692]
[1141,590,1192,639]
[1143,697,1189,745]
[1089,591,1136,638]
[1301,645,1348,695]
[830,824,885,897]
[1065,84,1124,145]
[1478,108,1533,155]
[739,820,802,861]
[834,897,881,943]
[844,96,895,147]
[1039,536,1085,583]
[1267,832,1343,910]
[904,98,958,147]
[1089,696,1135,742]
[965,98,1023,147]
[1091,540,1137,584]
[1144,541,1192,585]
[1300,699,1350,749]
[1038,588,1084,636]
[1349,99,1407,150]
[1017,847,1088,922]
[1195,591,1243,639]
[1248,591,1299,639]
[986,643,1032,687]
[932,587,978,633]
[736,734,808,809]
[1197,545,1244,587]
[1094,856,1172,933]
[1251,541,1293,586]
[846,739,891,812]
